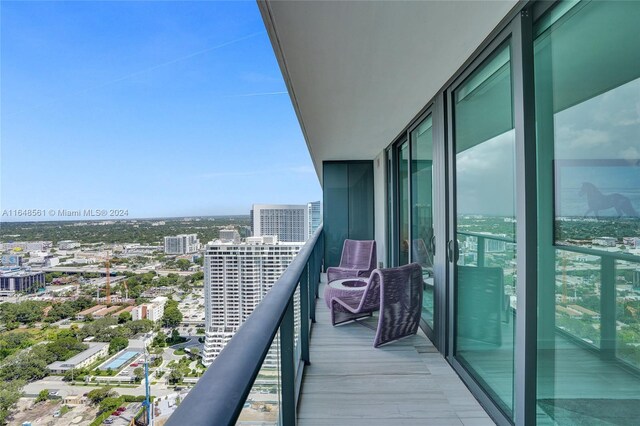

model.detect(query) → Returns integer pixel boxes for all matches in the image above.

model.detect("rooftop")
[47,342,108,370]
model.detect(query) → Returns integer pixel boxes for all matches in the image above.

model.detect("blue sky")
[1,1,321,221]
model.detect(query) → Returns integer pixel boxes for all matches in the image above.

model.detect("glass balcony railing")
[458,230,640,372]
[166,226,323,426]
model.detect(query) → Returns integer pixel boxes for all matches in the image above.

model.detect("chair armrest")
[331,295,361,313]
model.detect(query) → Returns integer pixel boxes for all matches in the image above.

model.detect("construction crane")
[105,252,111,304]
[142,348,152,425]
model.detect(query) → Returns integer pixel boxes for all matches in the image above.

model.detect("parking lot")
[101,402,141,425]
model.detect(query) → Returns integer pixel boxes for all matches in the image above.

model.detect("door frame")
[444,8,537,426]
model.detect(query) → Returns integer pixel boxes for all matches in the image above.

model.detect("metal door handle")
[447,239,459,263]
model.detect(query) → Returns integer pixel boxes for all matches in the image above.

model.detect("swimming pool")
[101,350,139,370]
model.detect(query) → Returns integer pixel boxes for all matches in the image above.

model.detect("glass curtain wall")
[534,1,640,424]
[410,116,435,327]
[452,43,517,418]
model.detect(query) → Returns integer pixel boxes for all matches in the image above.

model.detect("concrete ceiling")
[259,0,519,180]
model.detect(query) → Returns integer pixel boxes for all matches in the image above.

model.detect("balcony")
[167,223,640,425]
[167,227,495,425]
[297,279,493,425]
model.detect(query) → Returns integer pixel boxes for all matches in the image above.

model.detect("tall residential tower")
[203,236,302,366]
[250,204,309,242]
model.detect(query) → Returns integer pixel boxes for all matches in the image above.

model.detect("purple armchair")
[330,272,381,326]
[329,263,423,348]
[374,263,423,348]
[327,239,377,283]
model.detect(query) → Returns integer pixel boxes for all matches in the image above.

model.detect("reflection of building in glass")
[623,237,640,249]
[486,239,506,253]
[592,237,617,247]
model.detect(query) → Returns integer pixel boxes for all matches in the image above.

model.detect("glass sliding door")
[452,42,517,418]
[534,1,640,424]
[410,115,435,327]
[397,140,410,266]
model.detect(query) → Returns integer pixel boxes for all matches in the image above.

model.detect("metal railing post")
[300,265,310,365]
[600,256,616,360]
[166,226,322,426]
[309,252,317,323]
[280,298,296,425]
[477,235,486,267]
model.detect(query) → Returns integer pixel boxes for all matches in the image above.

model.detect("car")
[130,363,138,367]
[53,410,61,418]
[103,419,114,425]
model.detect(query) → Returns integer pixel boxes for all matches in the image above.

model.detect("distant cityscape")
[0,202,321,425]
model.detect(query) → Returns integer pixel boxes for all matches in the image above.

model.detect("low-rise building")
[593,237,617,247]
[1,241,52,252]
[47,342,109,374]
[164,234,200,255]
[92,305,123,318]
[0,268,45,295]
[132,297,167,322]
[77,305,106,320]
[218,229,241,244]
[124,244,163,255]
[58,240,81,250]
[113,305,135,316]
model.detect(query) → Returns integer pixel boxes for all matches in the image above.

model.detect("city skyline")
[0,1,321,221]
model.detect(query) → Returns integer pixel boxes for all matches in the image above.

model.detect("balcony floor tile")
[297,279,495,425]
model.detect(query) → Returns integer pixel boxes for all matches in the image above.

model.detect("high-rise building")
[203,236,302,366]
[251,204,309,242]
[307,201,322,237]
[164,234,201,255]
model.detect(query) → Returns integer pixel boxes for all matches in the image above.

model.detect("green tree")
[169,329,183,345]
[36,389,49,403]
[176,259,191,271]
[98,396,122,415]
[46,337,87,362]
[118,311,132,324]
[151,356,163,368]
[152,332,167,348]
[0,380,24,425]
[133,367,144,382]
[109,336,128,355]
[87,387,115,405]
[161,302,183,328]
[167,367,183,385]
[123,319,153,335]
